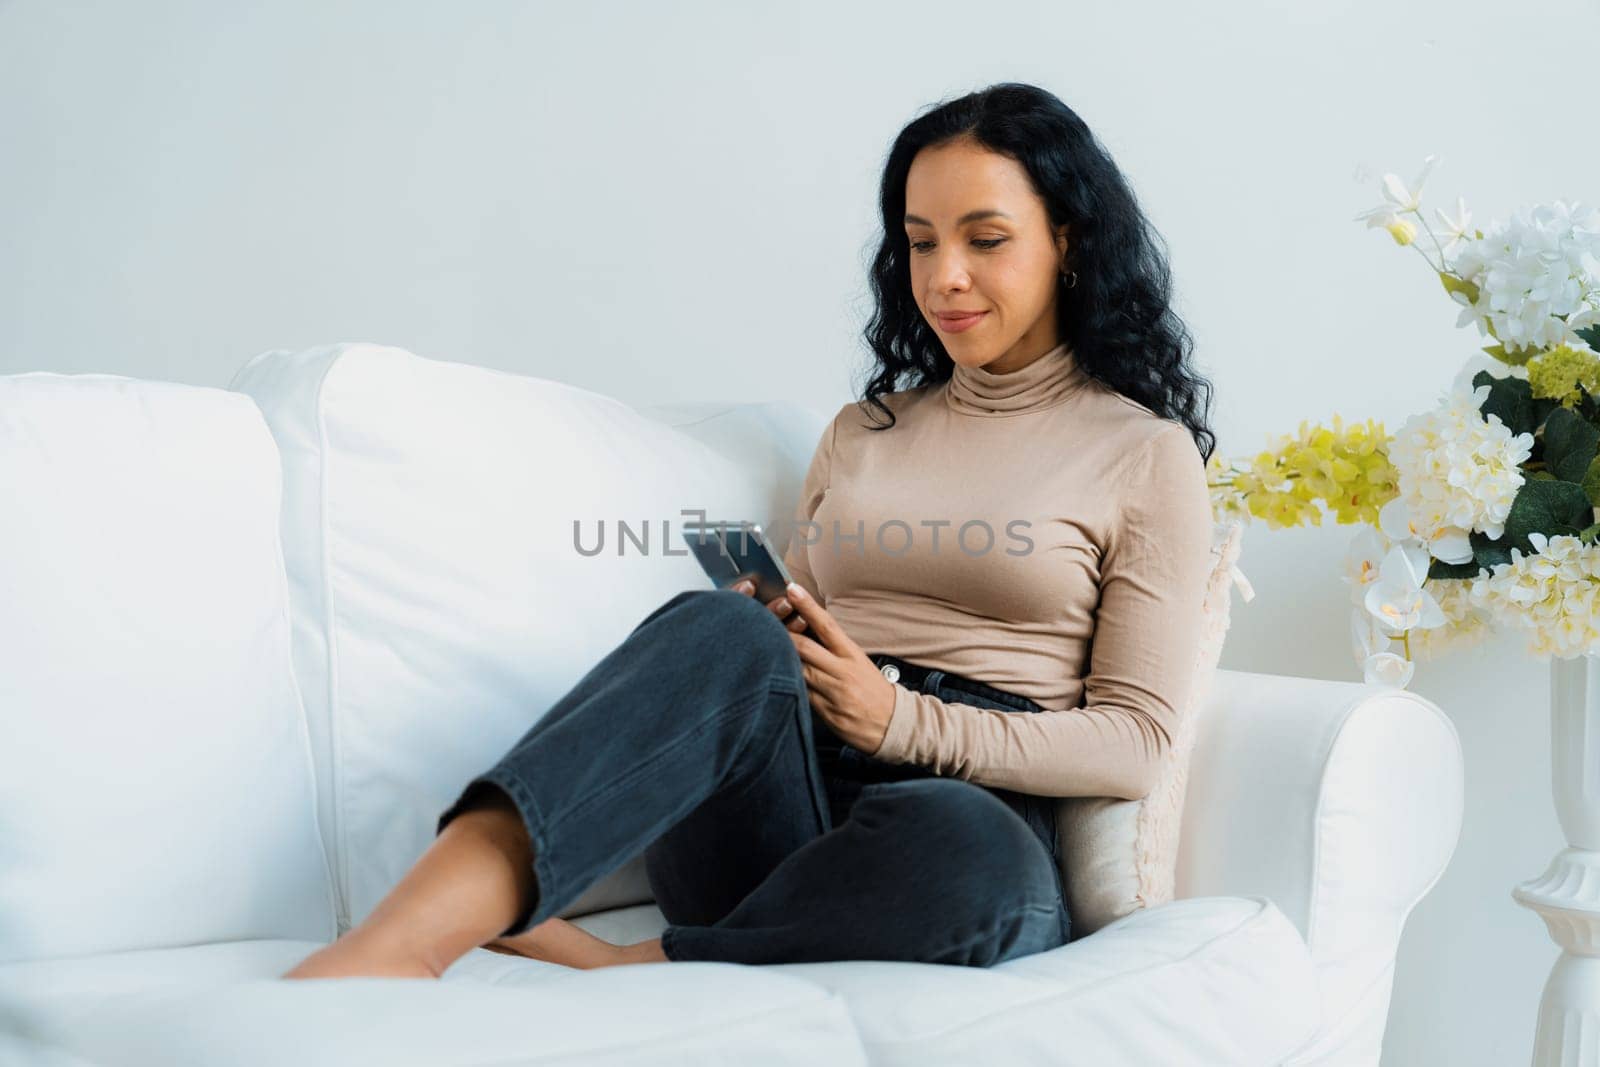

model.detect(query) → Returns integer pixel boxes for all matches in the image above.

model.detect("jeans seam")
[722,692,800,796]
[786,685,836,836]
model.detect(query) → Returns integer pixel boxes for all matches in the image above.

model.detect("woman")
[282,81,1216,979]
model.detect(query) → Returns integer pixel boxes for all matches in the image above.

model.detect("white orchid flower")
[1351,605,1392,660]
[1364,543,1448,634]
[1354,154,1440,222]
[1363,651,1415,689]
[1427,527,1473,565]
[1377,496,1415,543]
[1435,195,1473,257]
[1397,537,1438,589]
[1353,154,1440,245]
[1383,154,1440,214]
[1351,601,1416,689]
[1342,527,1391,606]
[1377,496,1474,565]
[1355,209,1417,245]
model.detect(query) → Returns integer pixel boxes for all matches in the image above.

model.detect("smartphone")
[681,521,821,641]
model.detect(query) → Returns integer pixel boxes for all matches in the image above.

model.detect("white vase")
[1514,655,1600,1065]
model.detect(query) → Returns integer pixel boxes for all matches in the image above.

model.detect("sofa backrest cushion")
[229,344,829,927]
[0,373,337,964]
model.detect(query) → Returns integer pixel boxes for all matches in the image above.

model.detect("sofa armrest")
[1175,667,1463,1063]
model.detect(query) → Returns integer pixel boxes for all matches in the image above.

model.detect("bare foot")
[281,925,442,980]
[282,785,539,981]
[484,917,667,969]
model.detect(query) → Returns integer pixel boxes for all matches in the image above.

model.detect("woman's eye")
[907,238,1007,253]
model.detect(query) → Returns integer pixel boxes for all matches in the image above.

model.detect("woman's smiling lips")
[934,310,988,333]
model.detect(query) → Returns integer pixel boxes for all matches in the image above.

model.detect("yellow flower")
[1527,344,1600,408]
[1206,415,1398,530]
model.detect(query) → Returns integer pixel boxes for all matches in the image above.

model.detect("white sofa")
[0,344,1464,1066]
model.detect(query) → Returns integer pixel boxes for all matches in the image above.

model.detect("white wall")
[4,0,1596,1061]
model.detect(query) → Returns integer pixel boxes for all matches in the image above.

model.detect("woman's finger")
[783,583,843,651]
[791,629,824,663]
[797,661,830,708]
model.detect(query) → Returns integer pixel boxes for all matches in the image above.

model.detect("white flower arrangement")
[1208,155,1600,688]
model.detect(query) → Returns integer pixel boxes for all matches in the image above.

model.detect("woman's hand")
[730,578,895,754]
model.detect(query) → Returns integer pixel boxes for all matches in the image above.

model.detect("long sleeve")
[780,413,836,606]
[865,424,1214,799]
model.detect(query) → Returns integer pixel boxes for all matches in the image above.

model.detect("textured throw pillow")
[1055,518,1250,939]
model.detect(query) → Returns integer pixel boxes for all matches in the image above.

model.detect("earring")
[1060,269,1078,289]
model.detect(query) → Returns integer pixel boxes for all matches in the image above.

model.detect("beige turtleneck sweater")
[781,341,1213,800]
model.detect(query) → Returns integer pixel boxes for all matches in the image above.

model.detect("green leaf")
[1483,341,1535,366]
[1580,391,1600,424]
[1578,324,1600,352]
[1474,371,1537,435]
[1504,478,1593,554]
[1472,530,1514,571]
[1427,557,1483,580]
[1430,529,1513,579]
[1533,394,1561,430]
[1439,272,1480,303]
[1542,407,1600,483]
[1584,456,1600,507]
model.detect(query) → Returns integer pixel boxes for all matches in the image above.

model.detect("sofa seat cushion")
[0,942,867,1067]
[574,895,1318,1066]
[778,895,1316,1066]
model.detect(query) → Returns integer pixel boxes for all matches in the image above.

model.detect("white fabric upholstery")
[0,348,1465,1066]
[0,901,1314,1067]
[1177,668,1465,1065]
[227,344,825,928]
[0,941,867,1066]
[575,896,1319,1066]
[0,373,336,965]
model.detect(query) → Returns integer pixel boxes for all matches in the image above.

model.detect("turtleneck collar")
[944,341,1087,417]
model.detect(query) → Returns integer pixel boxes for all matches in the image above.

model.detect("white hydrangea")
[1409,578,1494,662]
[1448,199,1600,353]
[1383,382,1533,545]
[1468,532,1600,659]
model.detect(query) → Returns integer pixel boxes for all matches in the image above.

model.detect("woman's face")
[902,138,1070,375]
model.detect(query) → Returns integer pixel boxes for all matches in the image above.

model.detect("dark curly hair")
[855,81,1217,463]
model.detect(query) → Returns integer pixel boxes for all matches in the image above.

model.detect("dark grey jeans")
[436,588,1071,966]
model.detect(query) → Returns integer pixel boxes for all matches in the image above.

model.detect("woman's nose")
[928,252,972,290]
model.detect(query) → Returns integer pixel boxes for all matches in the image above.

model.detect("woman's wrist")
[857,681,904,758]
